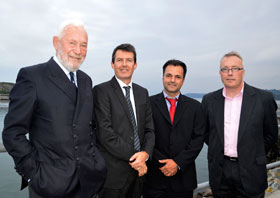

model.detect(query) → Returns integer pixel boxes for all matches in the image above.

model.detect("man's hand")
[159,159,178,177]
[129,151,149,176]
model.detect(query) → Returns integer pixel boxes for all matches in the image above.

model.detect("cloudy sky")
[0,0,279,95]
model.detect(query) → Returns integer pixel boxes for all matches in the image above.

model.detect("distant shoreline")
[0,94,9,100]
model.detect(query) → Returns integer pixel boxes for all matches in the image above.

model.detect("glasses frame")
[220,67,244,73]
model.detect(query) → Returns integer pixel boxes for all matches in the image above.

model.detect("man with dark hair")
[93,43,155,198]
[202,51,278,197]
[2,20,106,198]
[143,59,205,198]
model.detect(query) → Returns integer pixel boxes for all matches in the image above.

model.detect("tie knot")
[69,72,75,83]
[123,86,131,94]
[166,97,177,106]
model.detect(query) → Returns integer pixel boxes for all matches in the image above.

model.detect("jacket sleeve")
[140,89,155,157]
[2,68,37,181]
[263,92,278,153]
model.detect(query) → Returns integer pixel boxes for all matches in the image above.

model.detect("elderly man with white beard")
[2,20,106,198]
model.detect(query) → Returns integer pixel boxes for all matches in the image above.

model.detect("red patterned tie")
[166,97,177,125]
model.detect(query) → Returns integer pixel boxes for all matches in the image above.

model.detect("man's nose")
[74,45,81,54]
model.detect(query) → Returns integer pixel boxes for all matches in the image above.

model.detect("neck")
[122,79,131,85]
[225,85,243,98]
[164,90,180,98]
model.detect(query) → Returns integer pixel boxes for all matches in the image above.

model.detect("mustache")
[70,54,83,59]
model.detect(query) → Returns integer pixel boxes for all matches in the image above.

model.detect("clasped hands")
[129,151,148,177]
[159,159,178,177]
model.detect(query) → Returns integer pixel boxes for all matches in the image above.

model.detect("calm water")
[0,101,29,197]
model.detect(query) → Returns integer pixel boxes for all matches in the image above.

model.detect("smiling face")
[220,55,245,91]
[53,25,88,72]
[163,65,185,97]
[111,50,137,85]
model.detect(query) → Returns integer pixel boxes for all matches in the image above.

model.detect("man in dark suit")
[202,51,278,198]
[2,20,106,198]
[93,43,155,198]
[143,59,205,198]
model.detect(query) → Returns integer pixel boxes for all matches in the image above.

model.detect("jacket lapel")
[110,77,132,126]
[73,71,86,120]
[133,84,144,134]
[47,58,77,104]
[214,90,225,146]
[154,93,171,124]
[172,94,188,127]
[237,83,256,143]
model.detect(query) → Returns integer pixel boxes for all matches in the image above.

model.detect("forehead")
[221,56,242,67]
[115,50,134,59]
[164,65,184,75]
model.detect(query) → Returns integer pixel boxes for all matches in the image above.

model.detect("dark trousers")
[212,156,265,198]
[142,183,193,198]
[99,170,143,198]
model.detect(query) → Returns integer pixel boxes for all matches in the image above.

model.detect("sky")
[0,0,279,95]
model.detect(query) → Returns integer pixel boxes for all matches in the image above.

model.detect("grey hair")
[57,19,87,39]
[220,51,243,66]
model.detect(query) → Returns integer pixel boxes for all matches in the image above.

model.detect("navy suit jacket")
[2,58,106,198]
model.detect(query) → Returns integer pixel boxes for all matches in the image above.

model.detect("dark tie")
[69,72,76,86]
[166,97,177,125]
[123,86,140,151]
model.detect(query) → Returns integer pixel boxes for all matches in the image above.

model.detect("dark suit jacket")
[2,58,106,198]
[201,83,278,194]
[145,93,205,192]
[93,77,155,189]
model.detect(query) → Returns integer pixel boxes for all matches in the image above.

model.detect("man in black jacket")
[143,59,205,198]
[202,51,278,198]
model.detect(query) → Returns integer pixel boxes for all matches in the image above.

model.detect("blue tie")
[69,72,76,86]
[123,86,140,152]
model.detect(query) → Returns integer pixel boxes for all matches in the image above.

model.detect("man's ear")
[53,36,59,51]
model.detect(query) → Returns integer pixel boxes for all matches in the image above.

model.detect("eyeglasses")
[220,67,244,73]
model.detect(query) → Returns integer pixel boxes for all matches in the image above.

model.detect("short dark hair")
[112,43,137,63]
[163,59,187,78]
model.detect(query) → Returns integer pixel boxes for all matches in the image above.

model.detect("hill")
[0,82,14,94]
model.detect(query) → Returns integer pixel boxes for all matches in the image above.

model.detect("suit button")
[76,157,80,161]
[72,124,76,129]
[90,142,94,147]
[75,146,78,150]
[90,132,93,136]
[73,134,78,139]
[89,121,93,126]
[92,153,95,157]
